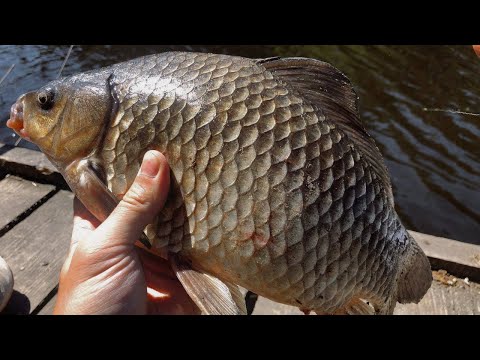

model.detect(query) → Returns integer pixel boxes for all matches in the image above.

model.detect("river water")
[0,45,479,244]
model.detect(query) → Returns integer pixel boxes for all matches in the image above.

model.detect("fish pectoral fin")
[170,256,247,315]
[259,57,394,206]
[65,159,119,221]
[64,158,151,249]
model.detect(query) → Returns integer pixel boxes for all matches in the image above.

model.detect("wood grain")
[37,294,57,315]
[252,297,304,315]
[0,144,56,174]
[0,143,66,187]
[394,279,480,315]
[0,176,54,230]
[0,191,73,314]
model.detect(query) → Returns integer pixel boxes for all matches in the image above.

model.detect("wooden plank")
[0,143,67,188]
[0,176,54,230]
[37,294,57,315]
[395,277,480,315]
[0,144,56,174]
[252,297,303,315]
[410,230,480,269]
[0,191,74,314]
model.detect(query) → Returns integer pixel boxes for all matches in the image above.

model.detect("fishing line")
[0,64,15,87]
[423,108,480,117]
[57,45,74,79]
[14,135,22,146]
[1,64,20,144]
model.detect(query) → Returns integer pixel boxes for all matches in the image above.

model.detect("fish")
[7,52,432,315]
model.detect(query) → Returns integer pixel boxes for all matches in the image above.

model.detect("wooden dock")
[1,142,479,315]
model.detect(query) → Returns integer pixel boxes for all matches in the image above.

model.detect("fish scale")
[99,52,409,311]
[9,51,432,314]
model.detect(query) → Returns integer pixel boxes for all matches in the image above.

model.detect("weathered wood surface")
[0,144,55,174]
[395,276,480,315]
[253,297,305,315]
[0,176,54,231]
[0,144,66,187]
[0,190,73,314]
[37,294,57,315]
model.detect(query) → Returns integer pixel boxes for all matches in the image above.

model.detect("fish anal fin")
[170,256,247,315]
[314,298,375,315]
[342,299,375,315]
[224,282,248,315]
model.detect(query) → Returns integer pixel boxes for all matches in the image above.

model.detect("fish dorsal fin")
[259,57,394,205]
[170,255,247,315]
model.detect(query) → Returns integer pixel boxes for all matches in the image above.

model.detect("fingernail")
[140,151,161,178]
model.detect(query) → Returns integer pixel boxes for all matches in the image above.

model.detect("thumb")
[95,150,170,248]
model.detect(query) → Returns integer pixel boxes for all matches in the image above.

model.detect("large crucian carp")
[7,52,432,314]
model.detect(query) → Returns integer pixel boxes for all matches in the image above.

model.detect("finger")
[136,248,176,278]
[95,151,170,248]
[74,197,101,228]
[136,249,200,314]
[147,284,201,315]
[71,197,100,247]
[62,198,101,275]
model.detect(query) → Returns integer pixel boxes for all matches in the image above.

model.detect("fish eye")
[37,89,55,110]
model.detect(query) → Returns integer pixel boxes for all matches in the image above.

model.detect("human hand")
[54,150,199,315]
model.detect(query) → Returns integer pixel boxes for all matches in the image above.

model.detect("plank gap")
[0,188,59,238]
[31,284,58,315]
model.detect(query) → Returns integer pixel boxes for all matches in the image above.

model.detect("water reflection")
[0,45,479,244]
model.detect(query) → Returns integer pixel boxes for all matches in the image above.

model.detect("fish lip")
[6,95,30,140]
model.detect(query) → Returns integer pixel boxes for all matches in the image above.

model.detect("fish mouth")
[6,95,30,140]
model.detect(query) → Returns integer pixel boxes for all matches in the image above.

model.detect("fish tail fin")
[396,236,432,304]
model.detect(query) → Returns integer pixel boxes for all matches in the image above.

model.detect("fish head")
[7,70,112,165]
